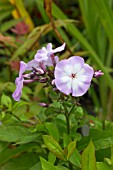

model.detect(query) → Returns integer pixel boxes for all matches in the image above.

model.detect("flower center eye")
[71,73,76,79]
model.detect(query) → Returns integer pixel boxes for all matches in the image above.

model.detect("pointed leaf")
[45,122,59,141]
[43,135,65,160]
[40,157,57,170]
[82,140,96,170]
[67,141,76,160]
[69,149,81,168]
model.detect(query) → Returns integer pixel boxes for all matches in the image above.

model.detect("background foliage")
[0,0,113,169]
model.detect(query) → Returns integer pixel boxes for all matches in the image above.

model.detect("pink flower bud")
[94,70,104,78]
[39,77,48,83]
[39,103,49,107]
[51,79,55,85]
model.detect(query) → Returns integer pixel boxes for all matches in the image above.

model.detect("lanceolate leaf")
[69,149,81,168]
[40,157,69,170]
[43,135,65,160]
[81,140,96,170]
[45,122,59,141]
[40,157,57,170]
[66,141,76,160]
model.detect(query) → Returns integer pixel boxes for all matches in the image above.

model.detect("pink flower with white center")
[34,43,65,66]
[54,56,94,97]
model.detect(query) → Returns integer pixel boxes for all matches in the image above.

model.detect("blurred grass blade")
[9,0,34,31]
[0,18,22,33]
[93,0,113,50]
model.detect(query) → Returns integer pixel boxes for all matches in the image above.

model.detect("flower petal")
[52,43,66,53]
[72,79,91,97]
[19,61,27,77]
[46,43,52,51]
[68,56,84,74]
[55,78,72,95]
[77,64,94,83]
[12,77,24,101]
[26,59,39,70]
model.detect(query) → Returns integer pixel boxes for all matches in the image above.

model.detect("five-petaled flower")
[54,56,94,97]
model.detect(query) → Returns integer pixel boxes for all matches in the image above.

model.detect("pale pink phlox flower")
[54,56,94,97]
[35,43,65,66]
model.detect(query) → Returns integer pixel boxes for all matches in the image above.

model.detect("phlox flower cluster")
[12,43,104,101]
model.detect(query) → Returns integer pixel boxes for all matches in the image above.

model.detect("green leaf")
[95,148,111,162]
[40,157,70,170]
[63,133,70,148]
[111,146,113,164]
[40,157,57,170]
[1,94,12,109]
[45,122,59,141]
[66,141,76,160]
[0,153,39,170]
[81,140,96,170]
[49,91,59,100]
[43,135,65,160]
[1,19,22,33]
[0,141,9,152]
[12,101,30,111]
[69,149,81,168]
[54,116,67,135]
[30,162,42,170]
[77,129,113,151]
[0,143,37,166]
[0,125,31,142]
[44,107,57,116]
[48,152,56,164]
[15,133,40,144]
[56,166,70,170]
[96,162,113,170]
[0,10,12,22]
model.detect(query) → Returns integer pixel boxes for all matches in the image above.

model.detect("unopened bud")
[94,70,104,78]
[23,78,39,84]
[39,103,49,107]
[23,73,34,79]
[51,79,55,85]
[39,77,48,83]
[33,67,44,75]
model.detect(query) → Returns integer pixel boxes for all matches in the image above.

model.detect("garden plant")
[0,0,113,170]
